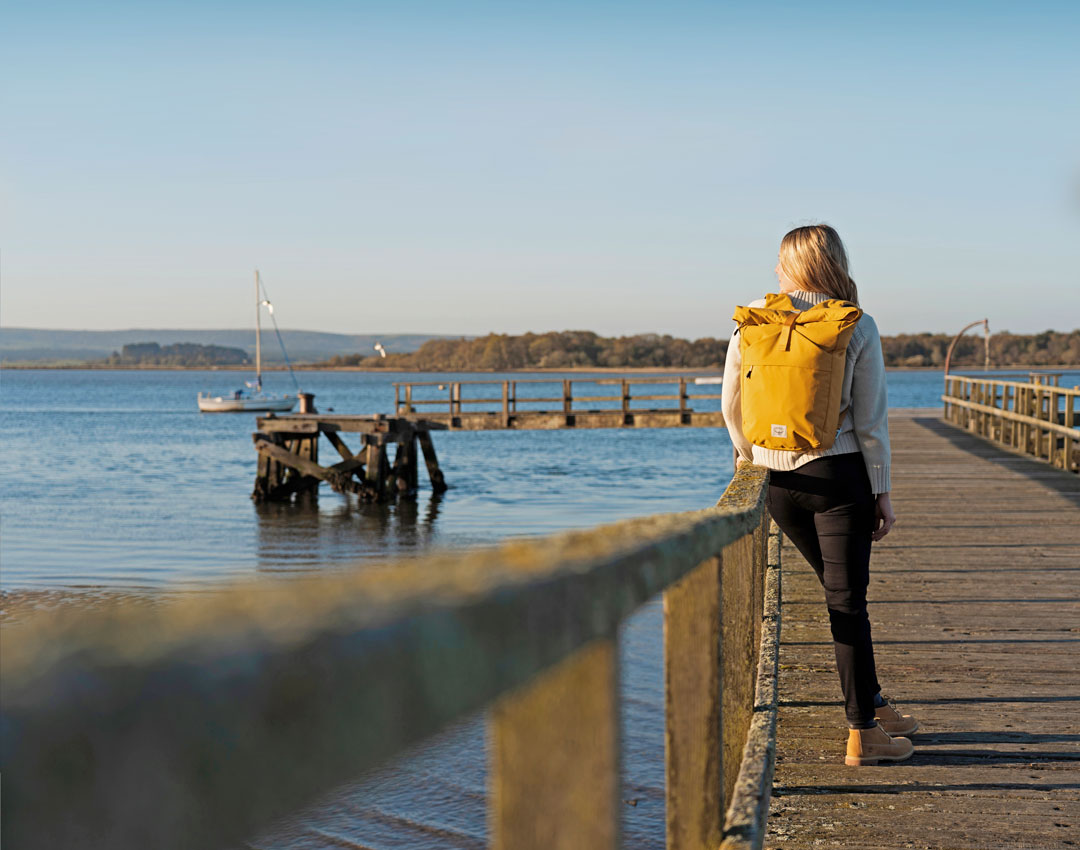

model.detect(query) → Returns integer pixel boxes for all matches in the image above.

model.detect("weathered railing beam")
[1,466,770,850]
[664,554,725,849]
[720,520,782,850]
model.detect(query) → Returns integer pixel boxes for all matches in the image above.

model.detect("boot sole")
[845,749,914,766]
[879,720,919,736]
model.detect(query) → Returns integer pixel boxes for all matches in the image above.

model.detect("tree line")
[106,342,251,366]
[317,329,1080,371]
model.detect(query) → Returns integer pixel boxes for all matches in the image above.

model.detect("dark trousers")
[766,453,881,727]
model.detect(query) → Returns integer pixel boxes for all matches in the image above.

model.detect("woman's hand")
[872,492,896,541]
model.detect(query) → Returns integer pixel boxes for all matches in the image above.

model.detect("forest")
[317,329,1080,371]
[105,342,251,366]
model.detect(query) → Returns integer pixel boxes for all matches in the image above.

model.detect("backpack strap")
[783,312,799,351]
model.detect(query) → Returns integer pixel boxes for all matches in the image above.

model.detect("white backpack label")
[771,424,788,438]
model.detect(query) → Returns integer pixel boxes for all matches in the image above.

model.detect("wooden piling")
[417,430,448,493]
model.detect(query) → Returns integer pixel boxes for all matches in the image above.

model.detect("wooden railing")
[1,466,781,850]
[943,374,1080,473]
[392,376,725,429]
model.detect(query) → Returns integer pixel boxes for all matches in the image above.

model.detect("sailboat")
[197,271,300,413]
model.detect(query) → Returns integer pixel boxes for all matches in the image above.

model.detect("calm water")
[0,367,1025,848]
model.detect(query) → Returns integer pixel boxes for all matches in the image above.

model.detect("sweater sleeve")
[850,315,891,494]
[721,329,755,463]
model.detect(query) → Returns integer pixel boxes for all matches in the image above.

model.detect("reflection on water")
[253,495,445,574]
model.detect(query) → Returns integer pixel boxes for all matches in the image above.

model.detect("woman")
[721,224,918,766]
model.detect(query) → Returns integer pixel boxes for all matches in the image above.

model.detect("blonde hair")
[778,224,859,305]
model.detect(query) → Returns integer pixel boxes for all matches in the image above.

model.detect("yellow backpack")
[732,293,862,451]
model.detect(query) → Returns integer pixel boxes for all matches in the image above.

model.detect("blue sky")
[2,0,1078,337]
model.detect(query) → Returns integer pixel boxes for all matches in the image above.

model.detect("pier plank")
[765,411,1080,850]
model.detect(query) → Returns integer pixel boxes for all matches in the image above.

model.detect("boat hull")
[197,395,297,413]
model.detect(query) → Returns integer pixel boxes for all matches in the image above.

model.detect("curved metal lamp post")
[943,319,990,376]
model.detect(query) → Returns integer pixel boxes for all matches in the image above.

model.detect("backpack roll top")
[733,293,862,451]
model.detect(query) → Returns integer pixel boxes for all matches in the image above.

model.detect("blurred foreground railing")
[943,374,1079,473]
[1,465,780,850]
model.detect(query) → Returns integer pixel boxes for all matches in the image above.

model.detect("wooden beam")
[323,430,354,461]
[664,556,725,849]
[491,639,619,850]
[417,430,448,493]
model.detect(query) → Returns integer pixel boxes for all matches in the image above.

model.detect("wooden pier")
[253,376,724,502]
[393,376,725,431]
[765,410,1080,849]
[253,413,448,502]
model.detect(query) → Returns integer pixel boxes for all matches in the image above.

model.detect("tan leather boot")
[845,725,914,766]
[874,698,919,736]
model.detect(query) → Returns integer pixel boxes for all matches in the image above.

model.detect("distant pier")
[252,375,725,501]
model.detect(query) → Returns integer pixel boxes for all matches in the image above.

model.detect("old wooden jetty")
[766,397,1079,847]
[253,376,725,501]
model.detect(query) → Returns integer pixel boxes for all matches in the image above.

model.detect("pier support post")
[363,440,388,501]
[252,433,320,502]
[417,430,448,493]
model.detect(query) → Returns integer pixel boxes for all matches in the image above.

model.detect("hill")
[0,329,457,363]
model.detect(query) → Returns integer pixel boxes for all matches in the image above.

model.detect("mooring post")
[298,392,315,414]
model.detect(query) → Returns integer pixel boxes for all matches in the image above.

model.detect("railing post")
[721,532,757,806]
[679,377,687,423]
[405,385,413,414]
[491,640,619,850]
[665,555,725,849]
[621,379,630,424]
[1035,387,1044,460]
[1066,393,1077,472]
[394,384,400,414]
[1004,384,1014,446]
[502,381,510,428]
[1047,389,1057,467]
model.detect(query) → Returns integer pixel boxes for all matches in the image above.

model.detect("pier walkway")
[765,411,1080,849]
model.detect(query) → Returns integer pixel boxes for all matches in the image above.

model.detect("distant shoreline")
[4,363,1079,374]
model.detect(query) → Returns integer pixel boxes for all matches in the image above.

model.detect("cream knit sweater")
[720,289,891,494]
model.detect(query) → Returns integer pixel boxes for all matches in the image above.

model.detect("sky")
[1,0,1078,338]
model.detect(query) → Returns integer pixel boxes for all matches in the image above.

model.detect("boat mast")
[254,269,262,393]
